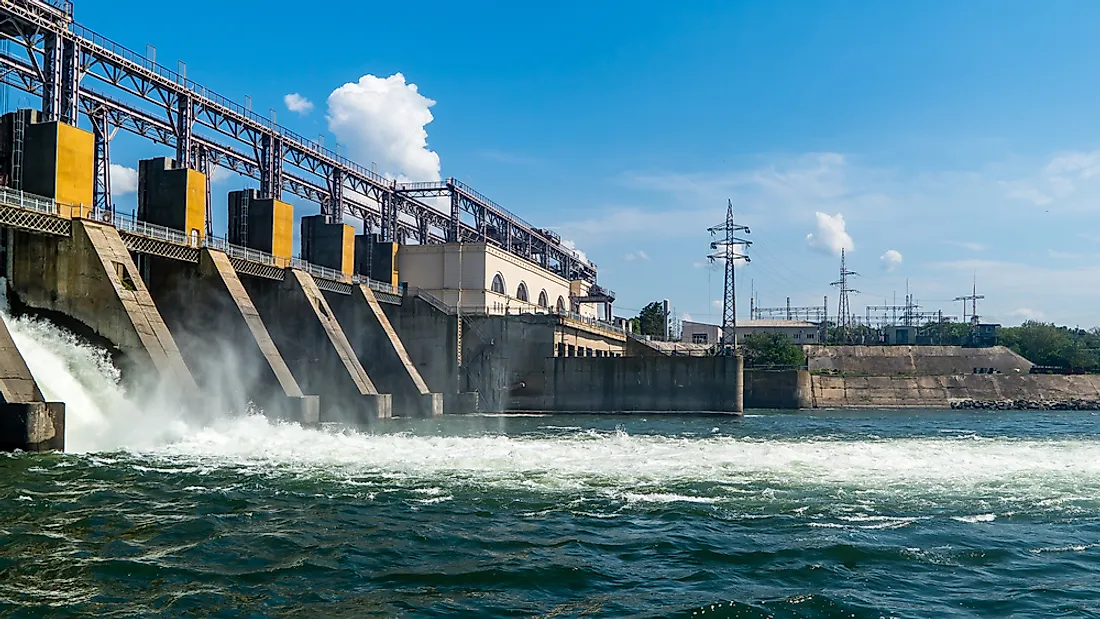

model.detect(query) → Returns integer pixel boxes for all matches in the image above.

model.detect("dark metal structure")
[830,248,858,341]
[0,0,597,283]
[708,199,750,352]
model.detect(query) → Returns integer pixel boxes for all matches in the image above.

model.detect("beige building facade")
[397,242,601,319]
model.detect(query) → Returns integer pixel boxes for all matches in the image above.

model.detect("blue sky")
[54,0,1100,327]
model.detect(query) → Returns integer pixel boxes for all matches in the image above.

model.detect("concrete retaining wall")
[0,314,64,451]
[811,374,1100,408]
[244,269,390,423]
[804,345,1033,376]
[510,356,744,414]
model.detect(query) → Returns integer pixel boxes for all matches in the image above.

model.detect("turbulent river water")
[3,315,1100,617]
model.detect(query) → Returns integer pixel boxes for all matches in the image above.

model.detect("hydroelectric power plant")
[0,0,756,452]
[7,2,1100,616]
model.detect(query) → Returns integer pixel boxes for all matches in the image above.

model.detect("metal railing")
[113,210,190,246]
[0,186,64,216]
[26,0,73,17]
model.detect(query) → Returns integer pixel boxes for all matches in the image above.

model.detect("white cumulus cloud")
[562,239,589,265]
[880,249,903,272]
[805,212,854,256]
[326,73,441,181]
[109,164,137,195]
[624,250,650,262]
[284,93,314,115]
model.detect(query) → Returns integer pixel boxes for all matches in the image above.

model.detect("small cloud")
[1010,308,1045,321]
[109,164,137,195]
[880,249,903,272]
[711,299,722,309]
[682,312,693,322]
[624,250,651,262]
[284,93,314,114]
[954,241,987,252]
[562,239,589,264]
[805,212,854,256]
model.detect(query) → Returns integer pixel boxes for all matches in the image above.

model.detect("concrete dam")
[0,0,755,452]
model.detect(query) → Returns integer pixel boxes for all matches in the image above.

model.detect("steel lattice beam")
[0,0,596,282]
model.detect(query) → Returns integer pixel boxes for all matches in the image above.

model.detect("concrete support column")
[243,269,391,423]
[733,354,745,414]
[143,250,320,424]
[0,315,64,452]
[324,284,442,418]
[9,221,198,396]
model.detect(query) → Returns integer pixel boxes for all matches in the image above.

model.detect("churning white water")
[7,308,1100,518]
[3,312,194,452]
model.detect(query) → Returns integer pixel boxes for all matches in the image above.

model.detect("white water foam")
[132,414,1100,512]
[3,312,193,452]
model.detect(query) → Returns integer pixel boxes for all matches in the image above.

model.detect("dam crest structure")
[0,0,753,451]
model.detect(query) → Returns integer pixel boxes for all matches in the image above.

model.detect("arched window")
[491,273,506,294]
[517,282,529,302]
[556,296,566,313]
[538,290,549,308]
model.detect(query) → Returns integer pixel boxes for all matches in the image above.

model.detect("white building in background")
[681,319,822,345]
[396,242,603,319]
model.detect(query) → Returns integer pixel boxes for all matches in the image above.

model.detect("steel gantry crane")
[0,0,598,284]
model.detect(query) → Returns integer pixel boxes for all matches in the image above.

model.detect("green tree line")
[999,321,1100,370]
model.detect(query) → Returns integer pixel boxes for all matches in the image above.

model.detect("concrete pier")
[244,269,391,423]
[9,220,198,395]
[324,284,442,418]
[0,313,64,451]
[143,250,320,424]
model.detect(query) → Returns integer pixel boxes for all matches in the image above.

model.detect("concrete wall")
[509,356,744,414]
[143,250,319,423]
[9,221,197,394]
[745,369,812,409]
[804,345,1033,376]
[383,294,461,401]
[810,374,1100,408]
[243,269,390,422]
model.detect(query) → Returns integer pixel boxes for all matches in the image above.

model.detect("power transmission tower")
[954,276,985,325]
[708,199,751,354]
[830,248,859,342]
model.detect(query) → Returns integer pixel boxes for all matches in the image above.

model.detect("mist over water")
[3,315,1100,616]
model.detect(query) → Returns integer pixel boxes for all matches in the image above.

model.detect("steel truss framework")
[0,0,597,283]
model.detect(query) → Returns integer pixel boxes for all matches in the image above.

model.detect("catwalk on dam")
[3,314,1100,618]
